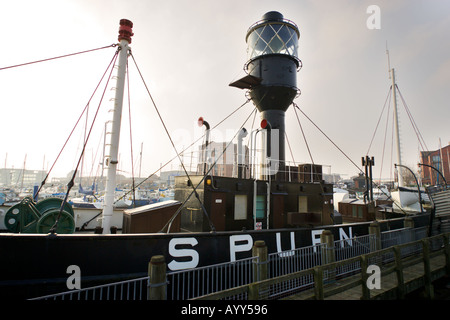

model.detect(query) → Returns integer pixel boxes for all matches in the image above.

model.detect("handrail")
[193,232,450,300]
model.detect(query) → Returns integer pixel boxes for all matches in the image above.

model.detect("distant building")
[352,173,367,191]
[197,142,250,178]
[420,143,450,185]
[159,170,195,187]
[0,168,47,187]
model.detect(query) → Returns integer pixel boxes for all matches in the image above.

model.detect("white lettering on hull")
[166,227,355,270]
[276,232,296,257]
[229,234,253,262]
[168,237,199,270]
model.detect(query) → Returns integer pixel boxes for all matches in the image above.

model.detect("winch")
[4,197,75,234]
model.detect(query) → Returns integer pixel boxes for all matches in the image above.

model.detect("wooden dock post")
[249,240,268,300]
[321,230,335,264]
[393,246,405,299]
[369,222,381,252]
[360,254,370,300]
[404,217,414,229]
[147,255,167,300]
[422,239,434,299]
[320,230,335,287]
[314,266,324,300]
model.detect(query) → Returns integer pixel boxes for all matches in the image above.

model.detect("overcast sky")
[1,0,449,183]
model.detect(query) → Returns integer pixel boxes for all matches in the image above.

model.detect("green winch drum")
[36,208,75,234]
[4,197,75,234]
[35,197,74,217]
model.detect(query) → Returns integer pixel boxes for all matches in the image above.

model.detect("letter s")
[168,238,199,271]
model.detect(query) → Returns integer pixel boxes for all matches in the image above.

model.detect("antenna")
[386,41,391,79]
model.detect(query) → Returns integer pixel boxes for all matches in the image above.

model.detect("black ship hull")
[0,213,430,299]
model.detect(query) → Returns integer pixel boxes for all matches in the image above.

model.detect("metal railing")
[167,256,258,300]
[195,232,450,300]
[29,276,149,301]
[265,243,325,299]
[333,234,375,278]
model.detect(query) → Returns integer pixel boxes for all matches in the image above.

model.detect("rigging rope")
[292,103,314,165]
[0,44,117,71]
[50,49,120,233]
[378,88,392,183]
[109,95,253,210]
[291,96,409,214]
[285,132,295,164]
[366,88,392,156]
[126,58,137,207]
[396,84,429,152]
[130,52,217,231]
[35,50,121,198]
[294,104,363,174]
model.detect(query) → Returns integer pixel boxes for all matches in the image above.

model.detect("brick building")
[420,143,450,185]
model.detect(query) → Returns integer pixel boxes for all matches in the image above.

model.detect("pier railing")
[166,256,258,300]
[194,231,450,300]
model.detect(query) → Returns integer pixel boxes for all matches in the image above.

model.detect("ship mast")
[387,48,404,188]
[391,68,404,187]
[102,19,134,234]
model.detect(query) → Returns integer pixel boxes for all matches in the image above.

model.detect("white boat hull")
[391,188,427,213]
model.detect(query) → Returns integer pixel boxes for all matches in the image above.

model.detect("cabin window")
[352,207,357,217]
[358,207,364,218]
[234,195,248,220]
[255,195,266,219]
[298,196,308,213]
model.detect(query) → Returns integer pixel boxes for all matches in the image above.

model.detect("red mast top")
[118,19,134,43]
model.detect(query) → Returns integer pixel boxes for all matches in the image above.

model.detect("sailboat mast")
[391,68,404,187]
[102,19,134,234]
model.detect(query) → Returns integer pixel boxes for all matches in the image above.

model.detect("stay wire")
[0,44,117,71]
[126,58,137,207]
[292,103,330,202]
[293,104,363,174]
[35,49,121,198]
[50,48,120,233]
[294,100,408,214]
[396,84,428,152]
[378,88,392,184]
[130,52,216,230]
[110,96,252,207]
[285,132,295,164]
[366,88,392,155]
[74,51,253,229]
[245,101,258,151]
[292,103,314,165]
